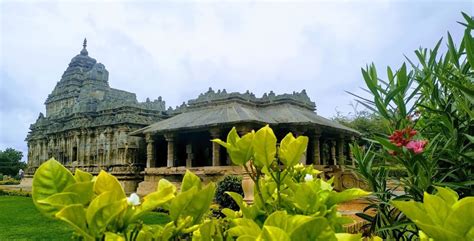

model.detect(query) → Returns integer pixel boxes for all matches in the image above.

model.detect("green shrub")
[0,179,21,185]
[0,189,31,197]
[215,175,243,211]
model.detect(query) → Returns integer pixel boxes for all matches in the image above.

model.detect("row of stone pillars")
[145,129,355,168]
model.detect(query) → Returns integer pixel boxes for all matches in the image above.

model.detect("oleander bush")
[350,12,474,240]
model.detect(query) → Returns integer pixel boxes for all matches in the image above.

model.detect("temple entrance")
[72,147,78,163]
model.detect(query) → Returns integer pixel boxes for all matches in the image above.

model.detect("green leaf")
[464,28,474,69]
[181,170,202,192]
[335,233,363,241]
[37,192,82,211]
[55,204,94,240]
[86,191,128,236]
[226,191,257,220]
[434,186,458,207]
[327,188,371,207]
[279,133,309,167]
[104,232,126,241]
[63,182,94,205]
[231,131,255,166]
[32,158,76,217]
[228,218,261,238]
[227,127,240,146]
[258,226,290,241]
[130,179,176,222]
[253,125,277,168]
[169,186,198,221]
[289,217,337,241]
[446,197,474,238]
[74,168,93,183]
[94,170,126,199]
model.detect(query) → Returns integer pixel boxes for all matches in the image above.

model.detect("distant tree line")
[0,148,25,177]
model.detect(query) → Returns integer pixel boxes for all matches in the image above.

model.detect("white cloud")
[0,0,471,160]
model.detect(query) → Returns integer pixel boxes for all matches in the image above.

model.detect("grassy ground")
[0,196,169,240]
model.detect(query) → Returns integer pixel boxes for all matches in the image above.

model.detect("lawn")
[0,196,169,240]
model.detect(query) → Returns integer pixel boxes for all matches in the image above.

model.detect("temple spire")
[80,38,88,56]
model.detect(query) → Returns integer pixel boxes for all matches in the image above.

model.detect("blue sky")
[0,1,472,161]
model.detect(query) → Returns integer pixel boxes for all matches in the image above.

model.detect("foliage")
[349,13,474,239]
[215,175,243,211]
[392,186,474,241]
[0,178,21,185]
[0,188,31,197]
[0,196,170,240]
[31,126,373,240]
[213,125,370,241]
[0,148,25,177]
[32,158,215,240]
[333,110,387,139]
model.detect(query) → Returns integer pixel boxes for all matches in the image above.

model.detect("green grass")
[0,196,73,240]
[0,196,170,240]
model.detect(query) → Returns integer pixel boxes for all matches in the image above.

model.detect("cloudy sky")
[0,0,472,161]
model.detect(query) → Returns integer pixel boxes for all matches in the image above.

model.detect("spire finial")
[80,38,88,56]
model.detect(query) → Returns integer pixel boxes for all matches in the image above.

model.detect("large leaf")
[279,133,309,167]
[130,179,176,222]
[63,182,94,205]
[55,204,94,240]
[169,186,198,221]
[181,170,202,192]
[258,226,290,241]
[36,192,82,211]
[253,125,277,168]
[327,188,371,207]
[74,168,93,183]
[289,217,337,241]
[32,158,76,217]
[86,191,128,236]
[446,197,474,238]
[228,218,261,238]
[182,183,216,224]
[231,131,255,166]
[94,170,126,199]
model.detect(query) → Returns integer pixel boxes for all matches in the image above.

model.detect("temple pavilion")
[131,88,360,195]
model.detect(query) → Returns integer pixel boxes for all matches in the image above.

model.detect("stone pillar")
[210,128,221,166]
[145,133,155,168]
[80,130,87,165]
[330,140,337,165]
[165,134,175,168]
[349,136,355,167]
[313,133,321,165]
[105,129,113,165]
[85,132,91,166]
[337,136,345,166]
[186,144,193,168]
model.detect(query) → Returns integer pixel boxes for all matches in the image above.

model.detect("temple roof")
[131,90,359,136]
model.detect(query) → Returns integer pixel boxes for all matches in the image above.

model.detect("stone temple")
[25,40,363,193]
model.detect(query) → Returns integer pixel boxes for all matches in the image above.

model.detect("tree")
[0,148,25,177]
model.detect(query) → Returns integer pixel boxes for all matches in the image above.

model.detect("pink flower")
[406,140,428,154]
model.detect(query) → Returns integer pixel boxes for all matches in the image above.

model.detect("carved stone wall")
[25,40,166,190]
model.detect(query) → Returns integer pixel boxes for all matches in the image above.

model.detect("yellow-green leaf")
[32,158,76,217]
[253,125,276,168]
[56,204,94,240]
[74,168,93,183]
[94,170,126,199]
[279,133,309,167]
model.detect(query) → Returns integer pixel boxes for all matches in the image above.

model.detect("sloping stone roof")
[131,89,359,136]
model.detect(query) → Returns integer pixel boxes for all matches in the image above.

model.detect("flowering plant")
[349,12,474,240]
